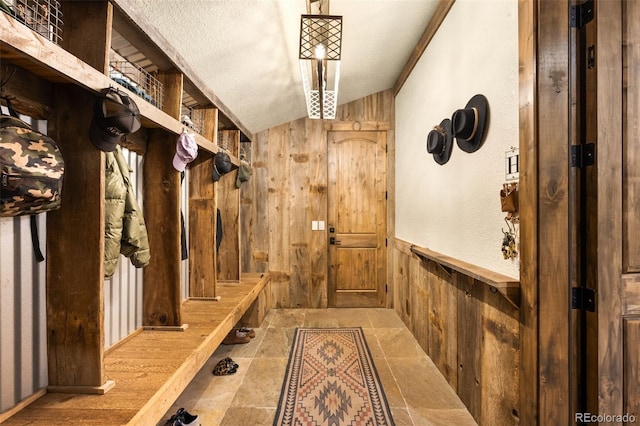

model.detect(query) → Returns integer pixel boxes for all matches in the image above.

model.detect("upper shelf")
[110,2,253,141]
[0,11,222,155]
[409,244,521,309]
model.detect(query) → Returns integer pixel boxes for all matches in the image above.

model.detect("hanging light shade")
[299,14,342,120]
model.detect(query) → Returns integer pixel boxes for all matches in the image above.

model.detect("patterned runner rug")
[274,327,395,426]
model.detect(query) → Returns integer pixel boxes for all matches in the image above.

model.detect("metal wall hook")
[504,217,513,234]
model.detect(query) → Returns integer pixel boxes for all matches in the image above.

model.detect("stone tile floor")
[160,308,478,426]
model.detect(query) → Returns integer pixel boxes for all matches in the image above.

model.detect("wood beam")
[142,70,184,327]
[110,0,254,141]
[518,0,538,423]
[393,0,455,96]
[189,108,219,298]
[61,0,112,73]
[537,0,571,423]
[0,64,52,120]
[46,0,113,393]
[597,0,623,417]
[217,130,241,281]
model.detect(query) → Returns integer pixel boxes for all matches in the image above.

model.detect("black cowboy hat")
[451,94,489,153]
[426,118,453,165]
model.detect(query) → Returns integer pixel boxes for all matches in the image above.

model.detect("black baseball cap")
[213,151,233,182]
[89,87,141,152]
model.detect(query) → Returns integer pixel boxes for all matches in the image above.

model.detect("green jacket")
[104,147,150,277]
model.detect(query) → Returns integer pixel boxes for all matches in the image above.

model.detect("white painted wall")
[395,0,519,278]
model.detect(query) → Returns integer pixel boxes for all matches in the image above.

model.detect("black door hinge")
[570,143,595,168]
[570,0,594,28]
[571,287,595,312]
[385,284,388,293]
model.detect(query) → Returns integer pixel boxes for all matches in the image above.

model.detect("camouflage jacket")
[104,146,150,277]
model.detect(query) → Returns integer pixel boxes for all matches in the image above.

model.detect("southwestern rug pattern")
[274,327,395,426]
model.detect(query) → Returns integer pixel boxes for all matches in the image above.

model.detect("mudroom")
[0,0,638,425]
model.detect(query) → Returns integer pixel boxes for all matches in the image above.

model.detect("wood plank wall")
[267,118,327,307]
[623,0,640,416]
[392,238,520,425]
[240,132,269,273]
[217,131,241,281]
[243,90,393,308]
[142,71,184,327]
[188,108,218,297]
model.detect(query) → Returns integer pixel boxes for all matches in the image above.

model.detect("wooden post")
[217,130,241,281]
[188,108,220,298]
[537,1,571,423]
[596,0,623,418]
[60,1,112,73]
[142,71,186,328]
[46,1,114,393]
[518,0,538,424]
[240,130,270,274]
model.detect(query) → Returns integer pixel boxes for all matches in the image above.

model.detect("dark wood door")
[574,0,640,420]
[327,131,387,307]
[611,0,640,419]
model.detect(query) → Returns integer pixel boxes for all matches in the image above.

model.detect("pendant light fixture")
[299,7,342,120]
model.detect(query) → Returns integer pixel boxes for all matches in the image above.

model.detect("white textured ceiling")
[117,0,440,135]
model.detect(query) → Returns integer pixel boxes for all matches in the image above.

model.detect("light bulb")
[314,44,326,60]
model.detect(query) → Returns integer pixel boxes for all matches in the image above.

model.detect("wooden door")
[602,0,640,419]
[571,0,640,420]
[327,131,387,308]
[569,0,599,418]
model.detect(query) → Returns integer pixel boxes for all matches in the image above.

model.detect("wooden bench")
[1,273,271,426]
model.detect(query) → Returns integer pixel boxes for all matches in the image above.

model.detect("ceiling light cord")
[307,0,327,15]
[316,59,324,119]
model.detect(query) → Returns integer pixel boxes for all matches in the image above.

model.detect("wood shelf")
[0,4,252,420]
[0,13,219,154]
[1,273,271,426]
[409,244,521,309]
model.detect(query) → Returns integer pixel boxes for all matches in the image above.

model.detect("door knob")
[330,237,341,245]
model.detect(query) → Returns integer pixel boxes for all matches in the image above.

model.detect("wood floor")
[162,308,478,426]
[2,273,270,426]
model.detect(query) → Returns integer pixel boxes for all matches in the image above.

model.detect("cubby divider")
[0,1,269,422]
